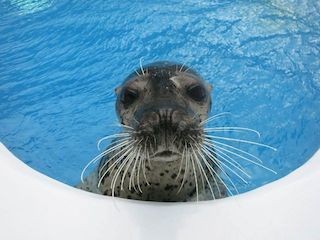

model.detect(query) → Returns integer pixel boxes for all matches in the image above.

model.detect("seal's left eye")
[186,84,206,102]
[121,88,139,106]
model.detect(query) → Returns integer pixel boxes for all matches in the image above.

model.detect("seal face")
[78,61,227,202]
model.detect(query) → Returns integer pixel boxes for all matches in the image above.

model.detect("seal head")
[115,61,212,162]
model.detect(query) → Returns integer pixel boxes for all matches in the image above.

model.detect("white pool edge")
[0,142,319,240]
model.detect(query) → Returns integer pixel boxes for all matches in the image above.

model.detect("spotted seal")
[77,61,228,201]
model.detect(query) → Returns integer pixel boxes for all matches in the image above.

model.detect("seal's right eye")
[121,88,139,107]
[186,84,207,102]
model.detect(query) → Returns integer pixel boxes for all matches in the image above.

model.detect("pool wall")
[0,142,319,240]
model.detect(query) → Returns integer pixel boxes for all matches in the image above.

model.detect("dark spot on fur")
[165,170,169,173]
[155,182,160,186]
[146,166,151,171]
[160,172,164,176]
[188,188,196,197]
[171,173,177,179]
[165,184,174,191]
[189,182,192,187]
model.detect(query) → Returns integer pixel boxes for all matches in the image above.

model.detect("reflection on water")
[9,0,53,14]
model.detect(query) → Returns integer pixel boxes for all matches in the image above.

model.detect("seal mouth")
[152,150,181,162]
[155,150,176,157]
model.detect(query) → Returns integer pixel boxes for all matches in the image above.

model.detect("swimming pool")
[0,0,319,197]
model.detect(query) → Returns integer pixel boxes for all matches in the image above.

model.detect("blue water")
[0,0,319,195]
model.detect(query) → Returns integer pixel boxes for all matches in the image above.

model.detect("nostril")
[171,110,186,124]
[137,111,160,130]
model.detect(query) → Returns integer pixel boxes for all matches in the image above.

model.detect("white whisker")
[190,149,199,202]
[191,144,216,200]
[136,145,144,193]
[81,139,130,183]
[191,145,205,193]
[134,69,141,76]
[213,143,277,174]
[98,140,138,188]
[199,145,238,195]
[129,145,142,192]
[121,146,139,191]
[204,134,277,151]
[142,139,151,185]
[177,143,189,193]
[203,144,250,183]
[176,144,186,181]
[204,141,253,177]
[139,57,145,75]
[204,127,261,138]
[98,140,136,178]
[111,152,133,197]
[206,139,263,163]
[97,133,131,150]
[179,63,186,72]
[189,139,223,197]
[200,112,232,126]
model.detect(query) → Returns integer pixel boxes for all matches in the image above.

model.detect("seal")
[77,61,228,201]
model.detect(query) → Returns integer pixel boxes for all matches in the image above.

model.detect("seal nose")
[134,106,196,133]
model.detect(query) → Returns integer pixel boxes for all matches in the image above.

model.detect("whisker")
[212,143,277,174]
[136,144,144,193]
[189,135,237,195]
[206,138,264,163]
[204,127,261,138]
[111,152,133,197]
[115,123,135,130]
[179,63,186,72]
[97,136,131,151]
[202,144,250,183]
[142,138,151,185]
[98,140,136,178]
[200,112,232,126]
[177,143,189,193]
[110,123,135,130]
[135,69,141,77]
[175,144,186,181]
[204,140,253,176]
[189,149,199,202]
[139,57,145,75]
[97,133,131,150]
[191,144,205,193]
[190,139,223,197]
[199,145,238,195]
[98,140,138,188]
[121,146,139,191]
[204,134,277,151]
[190,144,216,200]
[129,145,142,192]
[81,139,129,183]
